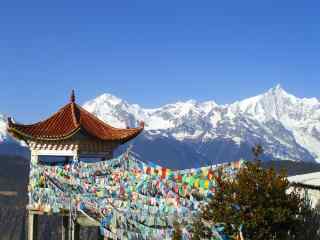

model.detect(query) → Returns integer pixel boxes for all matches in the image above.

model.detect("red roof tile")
[8,97,143,143]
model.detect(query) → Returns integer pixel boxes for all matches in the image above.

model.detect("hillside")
[261,160,320,176]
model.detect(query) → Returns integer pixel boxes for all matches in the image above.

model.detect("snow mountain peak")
[1,86,319,167]
[269,83,285,92]
[81,87,320,163]
[95,93,125,106]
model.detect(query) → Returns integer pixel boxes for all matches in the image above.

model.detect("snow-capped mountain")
[228,85,320,161]
[83,85,320,167]
[0,85,319,168]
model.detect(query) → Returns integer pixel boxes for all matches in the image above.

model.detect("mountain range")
[1,85,320,169]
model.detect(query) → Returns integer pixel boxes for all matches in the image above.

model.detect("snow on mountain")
[229,84,320,123]
[83,93,146,129]
[229,84,320,161]
[0,114,8,142]
[0,115,28,148]
[83,85,320,163]
[0,85,318,165]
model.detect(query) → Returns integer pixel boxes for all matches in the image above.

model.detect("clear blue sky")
[0,1,319,122]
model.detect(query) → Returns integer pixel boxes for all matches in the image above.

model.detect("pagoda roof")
[8,91,144,143]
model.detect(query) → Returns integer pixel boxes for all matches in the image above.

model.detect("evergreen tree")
[192,145,317,240]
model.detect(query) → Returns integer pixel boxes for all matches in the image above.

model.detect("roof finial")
[70,89,75,103]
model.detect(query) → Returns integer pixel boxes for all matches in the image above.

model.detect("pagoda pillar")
[27,212,38,240]
[62,216,69,240]
[74,222,80,240]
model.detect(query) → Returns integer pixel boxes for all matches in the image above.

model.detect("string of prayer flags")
[28,152,244,239]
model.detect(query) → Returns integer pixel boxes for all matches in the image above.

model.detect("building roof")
[288,171,320,187]
[7,91,144,143]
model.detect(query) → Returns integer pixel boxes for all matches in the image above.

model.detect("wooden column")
[74,222,80,240]
[62,216,69,240]
[28,211,38,240]
[97,227,104,240]
[62,215,80,240]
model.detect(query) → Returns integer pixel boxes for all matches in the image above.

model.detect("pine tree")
[192,145,314,240]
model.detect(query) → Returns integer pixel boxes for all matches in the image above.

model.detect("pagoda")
[7,90,144,240]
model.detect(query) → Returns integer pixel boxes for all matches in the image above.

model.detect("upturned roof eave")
[7,91,144,143]
[7,125,82,142]
[7,117,144,143]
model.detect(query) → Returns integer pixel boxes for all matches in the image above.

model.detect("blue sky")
[0,1,319,122]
